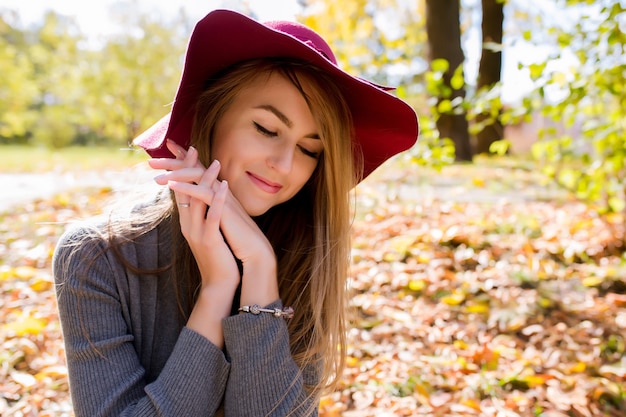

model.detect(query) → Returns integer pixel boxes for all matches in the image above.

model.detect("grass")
[0,145,149,173]
[1,144,538,175]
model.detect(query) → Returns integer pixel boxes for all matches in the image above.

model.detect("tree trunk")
[425,0,472,161]
[475,0,504,154]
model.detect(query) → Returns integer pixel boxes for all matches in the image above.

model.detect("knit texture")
[53,220,318,416]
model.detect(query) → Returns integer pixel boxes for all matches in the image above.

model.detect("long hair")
[184,58,358,397]
[68,58,357,409]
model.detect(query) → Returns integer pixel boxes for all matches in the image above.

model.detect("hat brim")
[133,9,418,180]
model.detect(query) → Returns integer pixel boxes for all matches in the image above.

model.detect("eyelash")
[254,122,277,137]
[253,122,320,159]
[299,146,320,159]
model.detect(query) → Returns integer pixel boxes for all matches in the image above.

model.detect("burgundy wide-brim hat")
[133,9,418,181]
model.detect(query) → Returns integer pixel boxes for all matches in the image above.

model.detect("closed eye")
[298,145,320,159]
[254,121,320,159]
[253,121,277,137]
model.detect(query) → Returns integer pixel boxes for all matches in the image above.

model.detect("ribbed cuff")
[143,327,230,416]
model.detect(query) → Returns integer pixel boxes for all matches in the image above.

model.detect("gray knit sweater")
[53,219,318,416]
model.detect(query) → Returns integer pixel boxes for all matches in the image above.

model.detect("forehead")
[231,70,316,112]
[243,68,313,95]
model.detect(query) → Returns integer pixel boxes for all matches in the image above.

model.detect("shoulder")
[53,190,170,263]
[52,220,110,284]
[54,220,106,259]
[53,191,171,284]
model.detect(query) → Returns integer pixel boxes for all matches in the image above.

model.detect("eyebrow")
[255,104,320,139]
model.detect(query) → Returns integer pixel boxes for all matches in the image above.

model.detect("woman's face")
[211,72,323,217]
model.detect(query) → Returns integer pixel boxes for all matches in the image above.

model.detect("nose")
[268,145,295,174]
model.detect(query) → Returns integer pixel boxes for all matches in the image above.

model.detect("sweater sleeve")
[222,300,320,417]
[53,226,230,417]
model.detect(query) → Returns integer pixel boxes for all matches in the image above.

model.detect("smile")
[246,172,283,194]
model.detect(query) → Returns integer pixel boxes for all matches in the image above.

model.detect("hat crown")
[265,20,337,65]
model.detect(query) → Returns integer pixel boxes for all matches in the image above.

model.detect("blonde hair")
[73,58,358,412]
[184,58,359,399]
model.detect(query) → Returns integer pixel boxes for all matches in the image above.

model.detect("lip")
[246,172,283,194]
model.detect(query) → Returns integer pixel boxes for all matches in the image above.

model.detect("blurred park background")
[0,0,624,416]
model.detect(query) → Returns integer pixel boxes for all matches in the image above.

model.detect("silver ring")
[177,203,190,208]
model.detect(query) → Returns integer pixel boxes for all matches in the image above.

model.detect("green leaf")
[431,58,449,73]
[528,63,546,81]
[438,99,453,113]
[489,139,511,155]
[608,196,626,213]
[450,70,465,90]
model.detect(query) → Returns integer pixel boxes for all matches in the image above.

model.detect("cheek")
[210,136,227,162]
[211,132,242,173]
[294,159,319,188]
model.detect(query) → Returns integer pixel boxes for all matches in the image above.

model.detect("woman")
[54,9,418,417]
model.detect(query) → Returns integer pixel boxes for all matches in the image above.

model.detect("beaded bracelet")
[238,304,294,319]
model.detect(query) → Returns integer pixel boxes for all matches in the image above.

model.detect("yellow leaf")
[389,235,416,256]
[53,193,71,207]
[413,379,431,404]
[582,276,603,287]
[566,362,586,374]
[416,253,431,263]
[345,356,359,368]
[13,266,38,280]
[465,303,490,314]
[472,177,485,187]
[35,366,68,380]
[382,252,400,262]
[0,267,11,281]
[605,212,623,225]
[454,340,468,349]
[441,291,465,306]
[408,279,426,292]
[4,315,47,336]
[523,374,553,387]
[31,277,53,292]
[461,398,481,411]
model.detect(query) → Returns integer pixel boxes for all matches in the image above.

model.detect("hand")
[150,141,240,293]
[150,140,279,306]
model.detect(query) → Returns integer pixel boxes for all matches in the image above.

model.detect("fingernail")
[153,174,165,182]
[210,159,220,169]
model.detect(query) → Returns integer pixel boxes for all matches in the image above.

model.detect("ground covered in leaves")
[1,163,625,416]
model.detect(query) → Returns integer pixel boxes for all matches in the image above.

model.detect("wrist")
[187,286,236,349]
[240,258,279,307]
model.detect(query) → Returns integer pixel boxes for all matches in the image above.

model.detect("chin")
[243,203,272,218]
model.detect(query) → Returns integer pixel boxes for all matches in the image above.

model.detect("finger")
[149,158,205,178]
[198,159,221,187]
[182,145,199,168]
[168,160,221,207]
[153,167,206,185]
[166,138,187,160]
[149,140,199,172]
[148,157,186,171]
[206,180,228,231]
[171,146,201,207]
[185,155,214,218]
